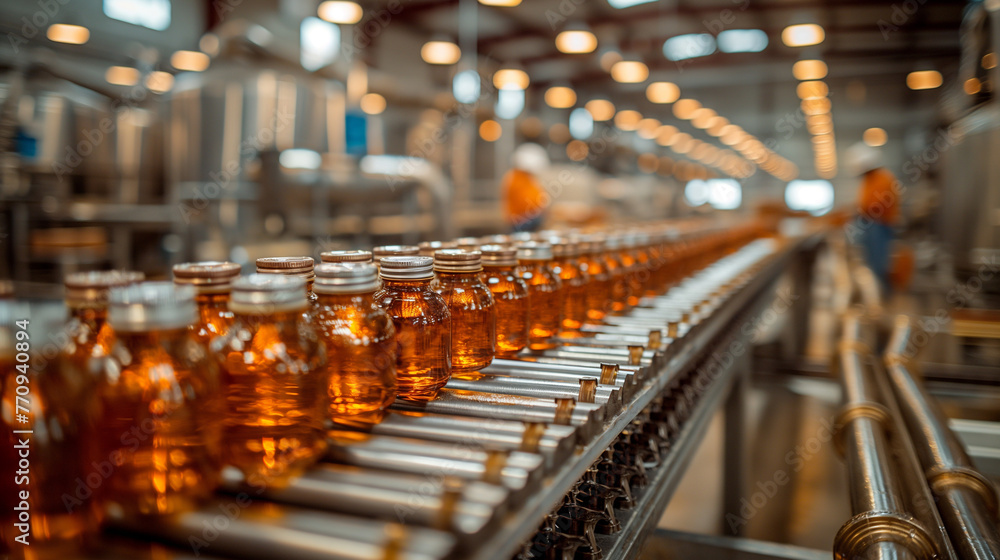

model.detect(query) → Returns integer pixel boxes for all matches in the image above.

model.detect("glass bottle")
[453,237,481,251]
[97,282,222,516]
[256,256,317,306]
[375,256,451,401]
[313,263,397,428]
[431,249,496,375]
[546,238,588,337]
[517,242,563,351]
[418,241,457,257]
[320,250,373,264]
[173,261,240,346]
[212,274,327,487]
[7,272,143,552]
[603,234,630,315]
[577,236,611,322]
[620,231,644,308]
[480,245,529,358]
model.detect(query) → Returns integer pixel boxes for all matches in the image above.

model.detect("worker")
[502,143,551,232]
[846,143,899,293]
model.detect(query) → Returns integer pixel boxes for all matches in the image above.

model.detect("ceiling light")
[171,50,211,72]
[479,120,502,142]
[610,60,649,83]
[47,24,89,45]
[801,97,831,115]
[793,59,827,80]
[706,117,729,136]
[493,68,529,90]
[545,86,577,109]
[906,70,942,90]
[646,81,680,104]
[796,80,829,99]
[549,123,571,144]
[479,0,522,5]
[608,0,657,7]
[569,107,594,140]
[663,34,716,61]
[106,66,139,86]
[983,52,997,70]
[781,24,824,47]
[614,109,642,131]
[656,125,678,146]
[453,70,481,104]
[690,108,717,129]
[421,40,461,65]
[672,98,701,119]
[863,127,887,147]
[301,17,340,71]
[556,30,597,54]
[361,92,386,115]
[637,118,661,139]
[145,71,174,93]
[318,1,363,24]
[599,51,622,72]
[717,29,768,53]
[585,99,615,121]
[495,88,525,119]
[567,140,589,161]
[964,77,982,95]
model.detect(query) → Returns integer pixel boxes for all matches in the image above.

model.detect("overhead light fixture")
[637,118,661,139]
[549,123,571,144]
[479,0,522,6]
[361,92,386,115]
[691,108,717,129]
[717,29,768,53]
[479,120,502,142]
[610,60,648,83]
[614,109,642,131]
[421,40,461,65]
[796,80,829,99]
[567,140,589,161]
[608,0,657,7]
[672,98,701,119]
[145,71,174,93]
[801,97,831,115]
[47,24,89,45]
[453,70,482,104]
[781,24,824,47]
[793,59,827,80]
[318,1,363,24]
[569,107,594,140]
[646,81,680,104]
[301,17,340,71]
[106,66,140,86]
[656,125,678,146]
[493,68,529,90]
[495,88,525,119]
[964,77,982,95]
[662,34,716,61]
[556,29,597,54]
[906,70,942,90]
[585,99,615,121]
[863,127,887,147]
[171,50,211,72]
[545,86,577,109]
[599,50,622,72]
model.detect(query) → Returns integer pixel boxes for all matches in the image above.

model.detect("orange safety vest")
[858,168,899,224]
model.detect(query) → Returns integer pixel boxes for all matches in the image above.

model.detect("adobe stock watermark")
[725,415,836,534]
[673,0,751,73]
[6,0,72,54]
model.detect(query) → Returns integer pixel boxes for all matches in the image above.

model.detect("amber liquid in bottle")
[620,246,643,309]
[579,251,611,322]
[431,271,496,376]
[213,309,327,487]
[191,292,234,346]
[376,279,451,401]
[481,265,529,357]
[314,293,397,428]
[551,256,588,336]
[98,328,222,516]
[519,261,563,351]
[604,249,629,315]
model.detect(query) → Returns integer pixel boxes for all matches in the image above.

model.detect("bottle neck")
[434,270,482,281]
[68,305,108,324]
[232,309,308,327]
[316,291,376,307]
[381,278,433,290]
[194,292,231,308]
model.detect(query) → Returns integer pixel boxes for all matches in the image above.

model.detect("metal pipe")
[833,310,941,560]
[885,315,1000,560]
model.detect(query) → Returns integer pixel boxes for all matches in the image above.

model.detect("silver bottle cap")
[256,256,315,283]
[320,250,373,264]
[65,270,145,308]
[314,263,379,294]
[379,256,434,281]
[172,261,241,293]
[516,241,553,261]
[433,249,482,273]
[480,245,518,267]
[230,274,308,313]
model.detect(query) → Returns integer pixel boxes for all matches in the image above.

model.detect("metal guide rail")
[79,235,807,560]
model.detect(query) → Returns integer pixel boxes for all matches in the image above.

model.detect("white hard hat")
[511,143,550,175]
[845,143,882,176]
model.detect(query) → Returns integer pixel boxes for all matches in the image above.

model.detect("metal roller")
[484,360,639,398]
[446,376,623,419]
[361,412,577,471]
[389,389,603,443]
[110,501,456,560]
[326,431,545,506]
[219,463,507,539]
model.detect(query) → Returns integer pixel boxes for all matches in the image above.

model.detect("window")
[104,0,171,31]
[785,179,834,215]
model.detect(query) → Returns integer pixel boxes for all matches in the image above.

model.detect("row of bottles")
[0,221,764,556]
